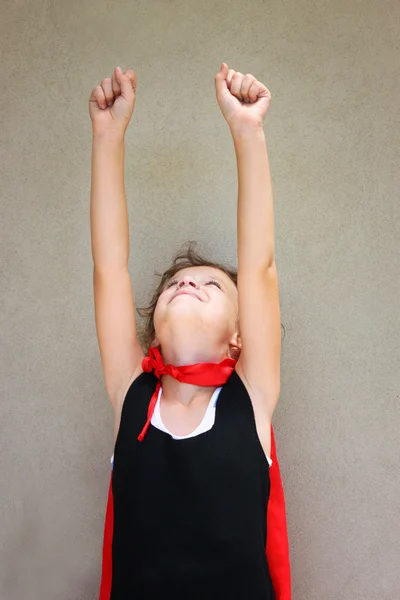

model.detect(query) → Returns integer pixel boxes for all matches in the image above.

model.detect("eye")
[165,279,178,289]
[207,279,222,289]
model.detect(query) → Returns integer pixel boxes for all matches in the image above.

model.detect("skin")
[150,265,242,433]
[90,66,276,456]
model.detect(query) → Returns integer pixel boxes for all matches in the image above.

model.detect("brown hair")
[136,240,285,353]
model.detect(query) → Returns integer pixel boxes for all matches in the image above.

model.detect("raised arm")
[215,64,281,452]
[89,68,145,412]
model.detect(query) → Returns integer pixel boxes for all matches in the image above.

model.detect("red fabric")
[98,472,113,600]
[138,349,236,441]
[268,427,292,599]
[99,347,291,599]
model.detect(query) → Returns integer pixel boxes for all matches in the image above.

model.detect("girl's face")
[153,266,239,350]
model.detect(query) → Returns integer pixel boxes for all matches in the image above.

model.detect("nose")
[177,276,199,290]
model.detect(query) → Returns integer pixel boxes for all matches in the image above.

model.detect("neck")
[156,337,229,368]
[155,340,229,407]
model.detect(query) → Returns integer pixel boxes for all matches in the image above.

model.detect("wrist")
[92,129,126,145]
[229,123,265,141]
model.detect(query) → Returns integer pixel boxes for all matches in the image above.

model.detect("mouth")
[171,290,201,302]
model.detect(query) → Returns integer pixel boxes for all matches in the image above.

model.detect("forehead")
[171,266,236,292]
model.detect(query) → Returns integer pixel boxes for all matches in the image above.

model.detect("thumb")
[215,63,229,99]
[115,67,136,100]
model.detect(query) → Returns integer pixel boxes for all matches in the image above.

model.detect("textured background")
[1,0,399,598]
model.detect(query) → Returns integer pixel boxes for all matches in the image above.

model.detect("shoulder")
[233,362,272,459]
[112,363,151,445]
[117,363,145,408]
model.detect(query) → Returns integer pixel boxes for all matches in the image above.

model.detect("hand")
[89,67,137,137]
[215,63,271,132]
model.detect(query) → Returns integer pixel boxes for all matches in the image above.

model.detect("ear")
[228,331,241,360]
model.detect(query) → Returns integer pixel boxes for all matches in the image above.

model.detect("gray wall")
[1,1,399,598]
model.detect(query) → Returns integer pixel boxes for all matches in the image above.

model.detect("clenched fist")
[215,63,271,131]
[89,66,137,137]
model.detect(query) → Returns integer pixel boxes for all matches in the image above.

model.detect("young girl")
[89,64,290,599]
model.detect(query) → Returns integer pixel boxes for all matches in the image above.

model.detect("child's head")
[136,242,241,361]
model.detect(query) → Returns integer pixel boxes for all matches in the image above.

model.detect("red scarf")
[99,347,291,599]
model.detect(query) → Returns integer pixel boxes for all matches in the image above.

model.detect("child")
[89,64,290,599]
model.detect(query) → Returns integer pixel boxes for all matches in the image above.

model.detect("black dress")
[110,368,275,600]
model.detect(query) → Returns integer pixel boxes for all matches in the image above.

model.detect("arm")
[91,132,145,409]
[90,133,130,269]
[233,126,275,272]
[232,124,281,416]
